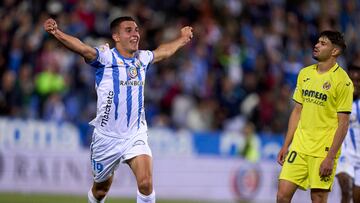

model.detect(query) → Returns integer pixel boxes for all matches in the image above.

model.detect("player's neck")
[115,46,135,59]
[316,58,337,74]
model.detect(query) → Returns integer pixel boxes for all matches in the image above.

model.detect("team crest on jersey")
[322,81,331,90]
[128,66,138,79]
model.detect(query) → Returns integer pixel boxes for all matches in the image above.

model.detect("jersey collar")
[113,48,136,62]
[313,63,339,73]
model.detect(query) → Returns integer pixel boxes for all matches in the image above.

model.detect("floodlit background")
[1,0,360,202]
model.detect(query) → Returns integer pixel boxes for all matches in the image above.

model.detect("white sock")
[88,189,106,203]
[137,190,155,203]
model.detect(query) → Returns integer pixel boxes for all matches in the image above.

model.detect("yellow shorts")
[279,150,338,191]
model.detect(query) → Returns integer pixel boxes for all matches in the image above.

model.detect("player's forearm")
[327,116,349,159]
[153,38,187,63]
[52,29,96,61]
[283,117,297,149]
[283,104,301,148]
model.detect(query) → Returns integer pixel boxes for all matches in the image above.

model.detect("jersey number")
[287,151,297,163]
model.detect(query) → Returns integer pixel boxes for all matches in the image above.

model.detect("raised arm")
[43,18,97,62]
[277,102,302,166]
[152,26,193,63]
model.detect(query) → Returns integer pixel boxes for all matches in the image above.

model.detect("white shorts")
[336,152,355,178]
[349,154,360,186]
[90,129,152,183]
[355,167,360,186]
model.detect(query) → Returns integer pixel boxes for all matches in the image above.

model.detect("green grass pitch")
[0,193,212,203]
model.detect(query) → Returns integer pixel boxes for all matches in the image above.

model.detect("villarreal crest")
[322,81,331,90]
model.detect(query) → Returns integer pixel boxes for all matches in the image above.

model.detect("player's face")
[350,70,360,98]
[312,36,336,62]
[115,21,140,54]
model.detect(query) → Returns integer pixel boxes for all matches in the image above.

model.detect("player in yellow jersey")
[276,30,354,203]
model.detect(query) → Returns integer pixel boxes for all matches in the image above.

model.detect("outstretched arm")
[152,26,193,63]
[43,18,97,62]
[277,102,302,166]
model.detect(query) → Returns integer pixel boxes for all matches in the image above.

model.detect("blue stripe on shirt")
[350,128,357,151]
[126,62,132,127]
[95,66,105,86]
[111,52,120,120]
[137,63,143,129]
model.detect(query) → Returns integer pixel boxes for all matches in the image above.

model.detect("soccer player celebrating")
[335,64,360,203]
[276,31,353,203]
[44,16,193,203]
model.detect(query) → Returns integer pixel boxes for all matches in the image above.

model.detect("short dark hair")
[319,30,346,54]
[110,16,136,34]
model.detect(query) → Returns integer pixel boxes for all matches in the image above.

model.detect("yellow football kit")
[279,63,353,190]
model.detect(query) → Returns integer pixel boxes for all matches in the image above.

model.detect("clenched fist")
[180,26,193,45]
[43,18,58,35]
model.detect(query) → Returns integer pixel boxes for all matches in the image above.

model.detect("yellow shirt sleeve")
[293,69,304,104]
[336,79,353,113]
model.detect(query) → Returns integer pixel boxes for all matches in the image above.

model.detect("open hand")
[43,18,58,35]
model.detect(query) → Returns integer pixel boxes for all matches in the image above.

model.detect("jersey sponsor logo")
[302,89,327,106]
[303,78,310,82]
[101,91,114,127]
[302,89,328,101]
[120,80,144,86]
[346,81,351,86]
[322,81,331,90]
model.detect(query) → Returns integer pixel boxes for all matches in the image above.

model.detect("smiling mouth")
[130,39,138,44]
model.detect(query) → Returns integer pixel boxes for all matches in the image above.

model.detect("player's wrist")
[325,154,336,160]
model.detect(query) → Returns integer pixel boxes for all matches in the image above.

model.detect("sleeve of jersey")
[336,79,354,113]
[292,70,303,104]
[139,50,154,67]
[86,44,111,68]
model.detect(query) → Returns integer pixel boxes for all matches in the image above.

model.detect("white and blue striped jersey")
[87,44,154,138]
[341,99,360,159]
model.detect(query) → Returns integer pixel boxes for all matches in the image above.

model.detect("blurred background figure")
[239,121,260,163]
[335,64,360,203]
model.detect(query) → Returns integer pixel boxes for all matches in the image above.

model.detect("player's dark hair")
[110,16,136,34]
[319,30,346,54]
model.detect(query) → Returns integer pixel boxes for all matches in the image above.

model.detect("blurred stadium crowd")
[1,0,360,135]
